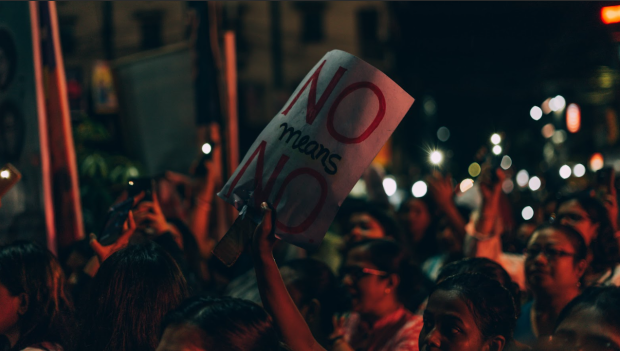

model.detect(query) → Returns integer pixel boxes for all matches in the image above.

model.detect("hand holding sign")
[215,50,414,265]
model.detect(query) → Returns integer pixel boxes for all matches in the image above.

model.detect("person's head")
[75,242,188,351]
[399,197,434,241]
[341,239,427,316]
[556,193,620,272]
[280,259,342,341]
[157,296,283,351]
[344,202,400,244]
[524,223,587,296]
[437,257,521,314]
[0,241,73,350]
[545,287,620,351]
[420,273,517,351]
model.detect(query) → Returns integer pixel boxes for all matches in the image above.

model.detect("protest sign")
[215,50,413,264]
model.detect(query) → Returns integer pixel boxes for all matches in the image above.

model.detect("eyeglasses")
[524,246,577,260]
[340,266,388,281]
[551,212,589,224]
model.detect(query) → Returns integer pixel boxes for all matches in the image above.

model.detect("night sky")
[388,1,620,184]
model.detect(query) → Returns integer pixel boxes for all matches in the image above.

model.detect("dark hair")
[280,259,344,337]
[530,223,588,262]
[161,296,284,351]
[346,201,402,240]
[0,241,73,350]
[432,273,517,342]
[555,286,620,331]
[346,239,431,310]
[437,257,521,314]
[397,196,439,260]
[74,242,188,351]
[557,193,620,271]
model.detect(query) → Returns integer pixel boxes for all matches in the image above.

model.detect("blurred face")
[157,325,207,351]
[547,307,620,351]
[345,213,386,243]
[419,289,491,351]
[405,199,431,241]
[524,228,584,293]
[557,200,599,245]
[436,218,460,253]
[341,246,390,315]
[0,283,20,337]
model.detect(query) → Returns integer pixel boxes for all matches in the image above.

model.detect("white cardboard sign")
[218,50,414,248]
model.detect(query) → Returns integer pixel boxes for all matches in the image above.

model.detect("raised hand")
[251,202,279,259]
[90,211,137,262]
[426,171,455,211]
[133,191,169,235]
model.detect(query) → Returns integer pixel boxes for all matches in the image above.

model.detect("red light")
[602,6,620,24]
[590,153,604,172]
[566,103,580,133]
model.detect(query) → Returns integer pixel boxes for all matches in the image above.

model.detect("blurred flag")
[31,1,84,250]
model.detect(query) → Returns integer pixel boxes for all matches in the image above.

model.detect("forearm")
[253,252,325,351]
[439,202,467,241]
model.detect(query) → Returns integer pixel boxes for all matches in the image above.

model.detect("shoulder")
[390,313,423,350]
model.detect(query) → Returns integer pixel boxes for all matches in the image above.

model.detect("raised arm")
[251,203,326,351]
[426,172,467,242]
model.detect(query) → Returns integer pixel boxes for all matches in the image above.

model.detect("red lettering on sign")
[281,60,347,125]
[224,141,290,207]
[326,81,386,144]
[273,168,328,234]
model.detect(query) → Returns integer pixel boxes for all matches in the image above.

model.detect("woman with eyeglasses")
[467,172,620,290]
[554,193,620,287]
[334,239,429,350]
[513,223,588,347]
[251,203,428,351]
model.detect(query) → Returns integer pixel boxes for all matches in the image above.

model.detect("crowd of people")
[1,138,620,351]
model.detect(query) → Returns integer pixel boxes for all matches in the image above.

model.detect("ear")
[17,293,28,316]
[482,336,506,351]
[575,259,588,280]
[305,298,321,324]
[387,273,400,291]
[591,222,600,240]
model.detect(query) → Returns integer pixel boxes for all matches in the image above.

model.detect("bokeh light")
[492,145,502,155]
[559,165,571,179]
[522,206,534,220]
[590,153,604,172]
[412,181,428,198]
[516,170,529,187]
[437,127,450,142]
[502,179,514,194]
[491,133,501,145]
[468,162,481,177]
[573,164,586,177]
[542,124,555,138]
[460,178,474,193]
[430,151,443,165]
[382,177,397,196]
[500,155,512,170]
[529,176,541,191]
[202,143,212,155]
[530,106,542,120]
